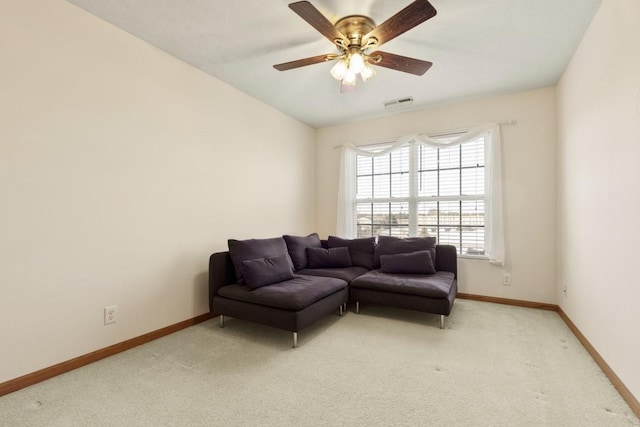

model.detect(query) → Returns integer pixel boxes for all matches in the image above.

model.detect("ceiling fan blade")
[364,0,437,47]
[274,54,333,71]
[369,51,432,75]
[289,1,347,44]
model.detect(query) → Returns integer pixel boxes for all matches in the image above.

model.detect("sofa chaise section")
[209,248,348,348]
[349,242,458,328]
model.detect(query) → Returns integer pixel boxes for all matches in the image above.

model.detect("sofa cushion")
[327,236,376,269]
[380,250,436,275]
[297,266,369,282]
[217,275,348,311]
[375,236,437,267]
[228,237,292,285]
[350,270,455,299]
[306,247,352,268]
[242,254,295,290]
[283,233,322,271]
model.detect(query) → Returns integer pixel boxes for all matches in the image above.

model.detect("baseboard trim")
[0,312,215,397]
[557,307,640,418]
[456,293,558,311]
[457,293,639,417]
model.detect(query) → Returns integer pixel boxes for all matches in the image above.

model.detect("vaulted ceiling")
[66,0,602,128]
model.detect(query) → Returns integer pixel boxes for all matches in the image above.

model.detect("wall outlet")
[104,305,117,325]
[502,273,512,286]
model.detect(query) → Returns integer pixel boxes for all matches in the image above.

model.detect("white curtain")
[336,123,505,266]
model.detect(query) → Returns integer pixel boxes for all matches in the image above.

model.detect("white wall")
[557,0,640,402]
[316,87,557,304]
[0,0,315,383]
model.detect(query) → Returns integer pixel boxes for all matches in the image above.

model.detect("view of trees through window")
[355,137,486,255]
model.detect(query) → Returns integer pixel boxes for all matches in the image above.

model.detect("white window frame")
[337,124,504,265]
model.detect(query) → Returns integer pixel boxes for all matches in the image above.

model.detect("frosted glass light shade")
[361,63,375,82]
[342,70,357,86]
[330,60,348,80]
[348,53,365,74]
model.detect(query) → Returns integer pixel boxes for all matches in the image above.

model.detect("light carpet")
[1,299,638,426]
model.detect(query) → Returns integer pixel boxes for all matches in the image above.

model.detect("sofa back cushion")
[306,247,353,268]
[380,250,436,275]
[241,253,295,290]
[375,236,437,267]
[327,236,376,269]
[228,237,292,285]
[283,233,322,271]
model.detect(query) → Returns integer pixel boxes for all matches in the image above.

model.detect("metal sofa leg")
[440,314,445,329]
[220,315,225,328]
[356,301,360,314]
[339,305,343,316]
[293,332,298,348]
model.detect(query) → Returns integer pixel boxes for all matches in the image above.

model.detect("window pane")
[373,174,390,198]
[417,201,438,227]
[415,226,432,237]
[461,200,484,226]
[390,226,410,237]
[390,202,409,226]
[439,201,460,228]
[373,155,390,174]
[461,166,484,195]
[391,147,410,173]
[438,226,461,247]
[356,176,372,199]
[461,138,485,167]
[356,155,373,175]
[438,145,460,169]
[373,225,390,236]
[356,203,372,223]
[419,145,437,171]
[391,172,409,197]
[461,227,485,255]
[361,202,411,238]
[357,225,373,238]
[372,203,390,225]
[419,171,438,197]
[439,169,460,196]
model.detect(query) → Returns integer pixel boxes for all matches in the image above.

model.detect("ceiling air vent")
[384,97,414,110]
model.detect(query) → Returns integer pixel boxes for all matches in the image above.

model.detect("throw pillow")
[374,235,437,267]
[306,247,353,268]
[380,250,436,275]
[242,254,295,290]
[327,236,376,269]
[283,233,322,271]
[228,237,293,284]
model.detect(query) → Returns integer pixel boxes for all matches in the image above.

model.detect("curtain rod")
[332,120,517,149]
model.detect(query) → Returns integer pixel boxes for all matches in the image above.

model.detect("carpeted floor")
[1,299,638,426]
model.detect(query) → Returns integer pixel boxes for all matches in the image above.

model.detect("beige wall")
[557,0,640,401]
[316,87,558,304]
[0,0,315,383]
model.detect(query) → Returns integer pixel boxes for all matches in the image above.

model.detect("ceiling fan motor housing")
[335,15,376,48]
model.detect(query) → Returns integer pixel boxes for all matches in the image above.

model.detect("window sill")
[458,254,489,261]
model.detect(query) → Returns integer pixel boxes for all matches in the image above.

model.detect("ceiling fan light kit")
[274,0,437,91]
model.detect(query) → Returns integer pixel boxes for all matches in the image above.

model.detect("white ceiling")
[66,0,602,128]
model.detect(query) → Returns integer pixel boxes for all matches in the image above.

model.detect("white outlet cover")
[104,305,117,325]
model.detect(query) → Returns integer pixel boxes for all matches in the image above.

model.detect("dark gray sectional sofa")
[209,234,457,347]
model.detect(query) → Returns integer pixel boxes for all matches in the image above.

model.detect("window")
[353,134,488,256]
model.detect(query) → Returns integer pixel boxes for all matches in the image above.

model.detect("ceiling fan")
[273,0,437,91]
